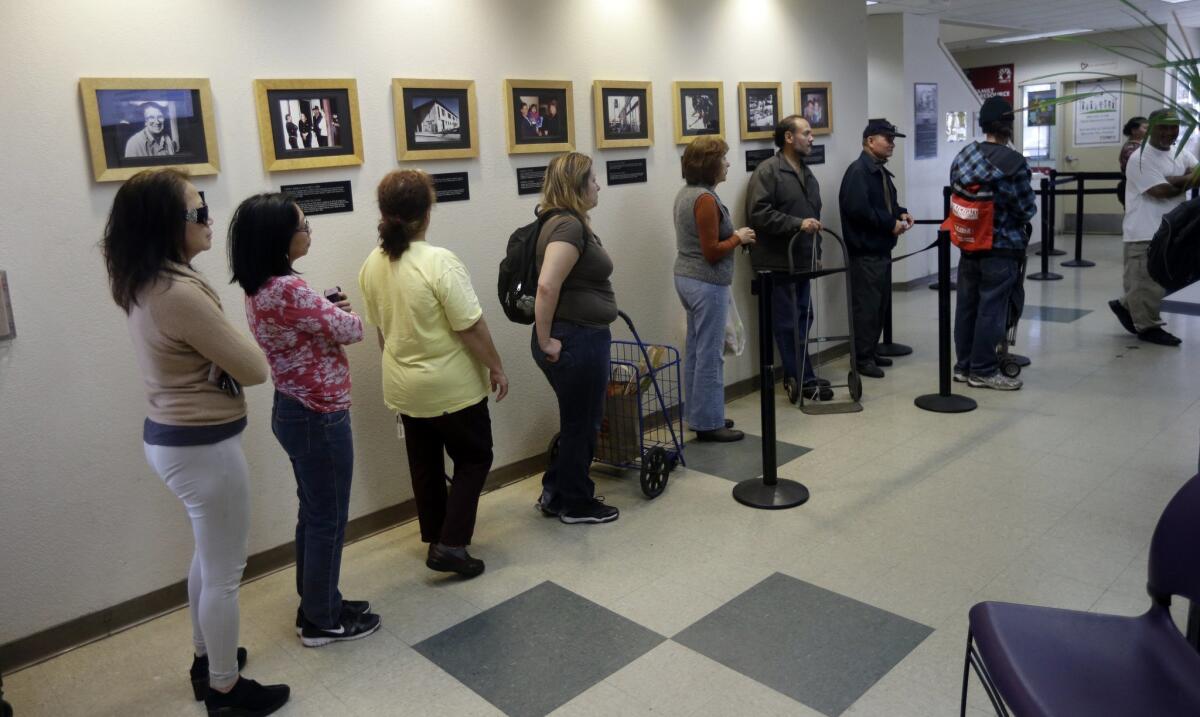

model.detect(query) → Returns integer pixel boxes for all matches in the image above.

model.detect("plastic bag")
[724,293,745,356]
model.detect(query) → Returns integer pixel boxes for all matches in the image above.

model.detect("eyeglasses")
[185,196,209,225]
[296,220,311,235]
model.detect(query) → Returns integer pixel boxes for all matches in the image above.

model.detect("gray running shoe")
[953,368,968,383]
[967,373,1022,391]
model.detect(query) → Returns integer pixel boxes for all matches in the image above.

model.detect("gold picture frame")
[392,78,479,161]
[504,79,574,155]
[79,77,220,182]
[673,81,725,145]
[593,80,653,149]
[253,78,364,172]
[795,81,833,136]
[738,82,782,141]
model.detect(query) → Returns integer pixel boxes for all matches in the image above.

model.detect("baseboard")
[0,345,849,676]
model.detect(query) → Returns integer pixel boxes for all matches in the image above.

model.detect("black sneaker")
[1108,299,1137,336]
[426,543,486,578]
[695,427,745,442]
[190,648,248,701]
[204,676,289,716]
[560,498,619,524]
[295,599,370,636]
[536,491,562,517]
[299,608,382,648]
[1138,326,1182,346]
[872,355,894,367]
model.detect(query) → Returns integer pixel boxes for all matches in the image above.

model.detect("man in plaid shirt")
[949,97,1037,391]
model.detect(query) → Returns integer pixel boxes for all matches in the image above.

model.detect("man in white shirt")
[1110,108,1196,346]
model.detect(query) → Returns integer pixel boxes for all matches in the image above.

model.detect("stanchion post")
[915,230,976,413]
[1029,176,1063,281]
[733,271,809,509]
[1062,175,1096,268]
[1039,169,1067,257]
[929,185,956,291]
[877,262,912,357]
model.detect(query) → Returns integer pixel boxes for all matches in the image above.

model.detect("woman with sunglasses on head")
[228,194,381,648]
[101,169,289,716]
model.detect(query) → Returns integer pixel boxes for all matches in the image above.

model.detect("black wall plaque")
[432,172,470,203]
[808,144,826,165]
[517,166,547,196]
[606,158,647,186]
[745,149,774,172]
[281,180,353,216]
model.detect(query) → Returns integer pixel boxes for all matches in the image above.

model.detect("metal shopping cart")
[548,310,685,498]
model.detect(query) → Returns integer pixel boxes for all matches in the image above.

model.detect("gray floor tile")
[414,581,665,717]
[685,433,811,483]
[1023,305,1092,323]
[673,572,932,717]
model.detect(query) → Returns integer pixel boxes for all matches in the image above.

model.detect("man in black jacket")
[839,119,913,378]
[746,115,832,401]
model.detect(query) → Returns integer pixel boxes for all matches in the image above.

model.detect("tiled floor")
[6,234,1200,716]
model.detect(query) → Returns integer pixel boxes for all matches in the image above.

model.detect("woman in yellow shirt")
[358,170,508,577]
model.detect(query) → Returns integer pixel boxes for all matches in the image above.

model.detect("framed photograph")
[392,78,479,161]
[738,82,782,141]
[593,80,653,149]
[79,77,219,182]
[504,79,574,155]
[673,82,724,144]
[795,82,833,136]
[253,78,363,172]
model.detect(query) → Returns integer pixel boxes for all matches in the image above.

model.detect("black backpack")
[497,208,584,324]
[1148,197,1200,293]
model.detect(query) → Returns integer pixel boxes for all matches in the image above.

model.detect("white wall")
[0,0,869,646]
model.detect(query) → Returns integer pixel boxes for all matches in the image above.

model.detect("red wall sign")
[965,64,1014,102]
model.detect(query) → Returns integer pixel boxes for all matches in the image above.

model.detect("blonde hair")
[540,152,593,224]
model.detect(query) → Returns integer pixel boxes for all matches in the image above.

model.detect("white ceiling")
[868,0,1200,49]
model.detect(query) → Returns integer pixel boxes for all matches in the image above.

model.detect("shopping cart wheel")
[546,433,560,469]
[999,357,1021,378]
[848,371,863,402]
[640,446,670,498]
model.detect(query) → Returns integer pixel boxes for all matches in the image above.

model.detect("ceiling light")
[866,1,878,5]
[987,28,1093,43]
[1161,1,1190,5]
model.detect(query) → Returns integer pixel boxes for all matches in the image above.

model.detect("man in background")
[124,103,178,158]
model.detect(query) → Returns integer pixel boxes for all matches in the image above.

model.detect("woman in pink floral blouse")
[229,193,381,647]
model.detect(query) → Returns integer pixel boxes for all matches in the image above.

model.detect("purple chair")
[960,472,1200,716]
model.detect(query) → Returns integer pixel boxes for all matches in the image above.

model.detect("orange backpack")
[940,183,995,252]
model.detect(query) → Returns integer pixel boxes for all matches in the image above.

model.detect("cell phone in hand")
[323,286,344,302]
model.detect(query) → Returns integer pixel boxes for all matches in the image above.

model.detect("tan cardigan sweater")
[127,263,268,426]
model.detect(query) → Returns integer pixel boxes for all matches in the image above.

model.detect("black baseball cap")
[863,118,906,139]
[978,96,1014,127]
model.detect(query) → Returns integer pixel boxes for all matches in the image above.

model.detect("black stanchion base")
[1027,271,1063,281]
[732,478,810,510]
[1061,259,1096,268]
[876,342,913,357]
[914,393,977,413]
[929,281,957,291]
[1037,248,1067,256]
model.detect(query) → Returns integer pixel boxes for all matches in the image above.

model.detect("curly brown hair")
[681,136,729,186]
[376,170,435,260]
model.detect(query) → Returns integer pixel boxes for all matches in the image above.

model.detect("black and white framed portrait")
[739,82,782,140]
[393,78,479,161]
[674,81,724,144]
[593,80,653,149]
[504,79,574,155]
[254,78,363,172]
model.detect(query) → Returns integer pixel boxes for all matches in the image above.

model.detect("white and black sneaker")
[299,608,381,648]
[559,498,619,524]
[953,368,968,383]
[294,599,370,636]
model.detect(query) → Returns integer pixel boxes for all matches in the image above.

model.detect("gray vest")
[673,185,735,286]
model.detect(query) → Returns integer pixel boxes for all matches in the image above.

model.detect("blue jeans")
[954,255,1020,377]
[675,275,729,431]
[271,391,353,629]
[771,280,818,383]
[531,321,611,512]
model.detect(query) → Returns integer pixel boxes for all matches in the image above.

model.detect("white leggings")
[144,435,250,690]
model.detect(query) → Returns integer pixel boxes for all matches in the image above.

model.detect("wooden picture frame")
[253,78,364,172]
[79,77,219,182]
[738,82,782,141]
[593,80,653,149]
[392,78,479,161]
[795,81,833,136]
[673,81,725,144]
[504,79,574,155]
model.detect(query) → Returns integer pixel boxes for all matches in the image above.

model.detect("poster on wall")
[913,83,938,160]
[965,64,1014,103]
[1073,79,1122,146]
[593,80,653,149]
[946,112,967,142]
[738,82,782,141]
[796,82,833,136]
[1027,89,1057,127]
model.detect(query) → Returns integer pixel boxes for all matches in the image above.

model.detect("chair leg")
[962,634,1010,717]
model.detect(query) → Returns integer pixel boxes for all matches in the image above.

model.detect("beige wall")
[0,0,870,645]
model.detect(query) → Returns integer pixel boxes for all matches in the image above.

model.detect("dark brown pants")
[400,398,493,546]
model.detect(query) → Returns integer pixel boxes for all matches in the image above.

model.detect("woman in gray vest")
[674,136,756,442]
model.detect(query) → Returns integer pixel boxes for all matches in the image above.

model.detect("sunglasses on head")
[185,190,209,225]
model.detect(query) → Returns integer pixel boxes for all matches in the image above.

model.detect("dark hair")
[682,135,729,185]
[982,119,1014,144]
[100,168,190,313]
[228,193,300,295]
[377,170,435,260]
[774,114,804,148]
[1123,116,1148,137]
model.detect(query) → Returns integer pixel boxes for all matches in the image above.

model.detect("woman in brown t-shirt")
[531,152,620,525]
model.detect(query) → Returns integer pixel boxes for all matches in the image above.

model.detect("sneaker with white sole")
[967,373,1022,391]
[953,368,968,383]
[559,498,619,524]
[299,608,381,647]
[295,599,370,636]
